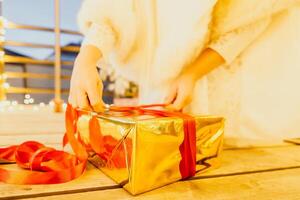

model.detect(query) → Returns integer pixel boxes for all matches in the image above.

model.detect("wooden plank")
[0,135,63,147]
[195,145,300,178]
[1,41,53,49]
[1,41,80,52]
[5,87,114,96]
[4,55,74,67]
[0,163,118,200]
[5,21,82,35]
[6,87,69,94]
[5,72,71,80]
[28,167,300,200]
[61,46,80,53]
[0,106,65,136]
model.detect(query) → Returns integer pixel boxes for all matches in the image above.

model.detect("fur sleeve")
[212,0,300,36]
[209,17,271,64]
[77,0,136,61]
[208,0,300,64]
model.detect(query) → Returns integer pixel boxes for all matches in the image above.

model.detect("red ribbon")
[0,141,86,184]
[0,103,196,184]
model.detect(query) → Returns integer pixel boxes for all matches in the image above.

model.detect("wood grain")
[6,87,69,95]
[0,106,64,137]
[26,167,300,200]
[5,21,82,35]
[195,145,300,178]
[0,163,118,200]
[1,41,80,52]
[4,55,73,67]
[5,72,71,80]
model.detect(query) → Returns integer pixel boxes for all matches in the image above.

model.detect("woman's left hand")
[164,72,197,111]
[164,48,225,111]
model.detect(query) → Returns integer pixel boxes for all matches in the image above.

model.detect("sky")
[3,0,83,59]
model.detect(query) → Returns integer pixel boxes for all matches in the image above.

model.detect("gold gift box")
[77,114,224,195]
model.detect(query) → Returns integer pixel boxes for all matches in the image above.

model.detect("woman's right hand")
[68,45,105,112]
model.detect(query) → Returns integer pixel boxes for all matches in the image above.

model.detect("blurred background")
[0,0,138,112]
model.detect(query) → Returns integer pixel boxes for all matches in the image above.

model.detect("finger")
[86,81,105,112]
[76,90,92,110]
[91,102,105,113]
[68,92,78,108]
[164,85,177,104]
[169,91,189,111]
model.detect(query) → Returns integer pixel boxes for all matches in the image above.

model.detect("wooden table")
[1,106,300,200]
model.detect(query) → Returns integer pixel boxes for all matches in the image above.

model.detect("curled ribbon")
[0,141,86,184]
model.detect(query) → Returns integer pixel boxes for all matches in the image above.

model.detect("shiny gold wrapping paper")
[77,114,224,195]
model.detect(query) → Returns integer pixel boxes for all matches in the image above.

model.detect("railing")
[1,40,80,52]
[5,21,81,35]
[0,0,82,112]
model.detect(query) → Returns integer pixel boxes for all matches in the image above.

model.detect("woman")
[69,0,300,146]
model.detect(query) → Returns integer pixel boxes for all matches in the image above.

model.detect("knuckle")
[174,106,181,111]
[91,100,102,108]
[173,102,183,111]
[90,102,97,107]
[86,82,99,91]
[79,104,88,109]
